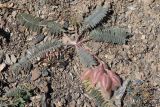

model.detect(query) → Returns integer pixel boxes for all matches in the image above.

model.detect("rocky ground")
[0,0,160,107]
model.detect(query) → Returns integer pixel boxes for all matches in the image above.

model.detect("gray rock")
[10,54,17,63]
[0,63,6,72]
[41,68,50,77]
[63,20,69,30]
[69,100,76,107]
[76,99,83,106]
[31,68,42,81]
[5,54,12,65]
[74,92,80,99]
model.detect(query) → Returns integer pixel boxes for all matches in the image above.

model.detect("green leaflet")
[5,86,31,101]
[17,13,44,32]
[11,57,32,75]
[90,27,129,44]
[45,20,63,35]
[5,87,31,107]
[83,6,109,29]
[12,40,63,73]
[17,13,63,35]
[76,47,97,68]
[83,80,109,107]
[26,40,62,62]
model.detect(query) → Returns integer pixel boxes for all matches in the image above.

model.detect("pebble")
[55,100,63,107]
[0,63,6,72]
[84,102,91,107]
[133,79,144,85]
[69,100,76,107]
[38,80,49,93]
[127,5,137,11]
[41,68,49,77]
[31,68,41,81]
[74,92,80,99]
[3,86,9,92]
[135,72,144,80]
[0,18,5,28]
[141,35,146,39]
[41,94,47,107]
[69,72,75,80]
[10,54,17,63]
[63,20,69,30]
[105,54,115,60]
[68,26,75,31]
[77,99,82,106]
[11,11,17,18]
[30,95,42,103]
[5,54,12,65]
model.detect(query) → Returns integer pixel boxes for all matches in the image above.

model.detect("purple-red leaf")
[81,61,122,98]
[100,73,112,92]
[107,70,121,90]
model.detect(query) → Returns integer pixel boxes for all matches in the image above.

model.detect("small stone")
[5,54,12,65]
[141,35,146,39]
[74,93,80,99]
[133,79,144,85]
[105,54,115,60]
[63,20,69,30]
[43,85,49,93]
[31,68,41,81]
[135,72,144,80]
[77,99,82,106]
[27,35,34,41]
[38,80,48,93]
[3,86,10,92]
[11,11,17,18]
[0,63,6,72]
[55,101,63,107]
[8,3,14,8]
[0,18,5,28]
[69,100,76,107]
[42,63,48,66]
[10,54,17,63]
[127,5,137,11]
[84,102,91,107]
[68,26,75,31]
[69,72,74,80]
[18,26,26,32]
[30,95,42,102]
[41,68,49,77]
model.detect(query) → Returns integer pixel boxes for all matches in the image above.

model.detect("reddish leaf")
[100,73,112,92]
[81,61,122,100]
[107,70,121,90]
[92,66,103,86]
[98,62,106,72]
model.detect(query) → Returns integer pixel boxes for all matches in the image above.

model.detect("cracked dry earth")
[0,0,160,107]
